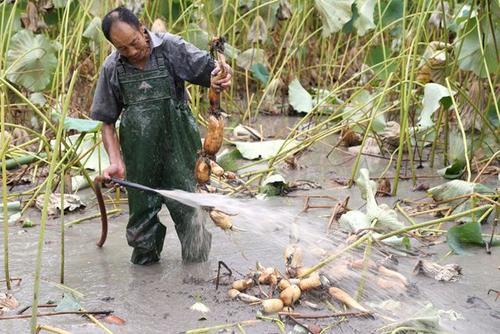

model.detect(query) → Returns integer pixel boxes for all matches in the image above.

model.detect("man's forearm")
[101,123,123,166]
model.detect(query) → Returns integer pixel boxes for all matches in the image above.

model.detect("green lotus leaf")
[314,0,354,36]
[288,79,313,114]
[6,29,58,92]
[354,0,377,36]
[456,7,499,78]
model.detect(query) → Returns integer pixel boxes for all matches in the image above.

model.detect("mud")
[1,115,499,333]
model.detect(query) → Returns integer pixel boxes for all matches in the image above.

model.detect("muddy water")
[1,116,499,333]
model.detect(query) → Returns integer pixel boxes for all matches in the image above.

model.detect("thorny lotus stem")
[83,310,113,334]
[349,73,394,184]
[36,325,71,334]
[1,91,11,290]
[445,78,471,182]
[186,319,261,334]
[393,0,411,195]
[59,171,65,284]
[355,233,373,301]
[66,208,121,228]
[30,69,79,334]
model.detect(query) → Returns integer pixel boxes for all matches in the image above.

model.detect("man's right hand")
[103,163,125,180]
[100,123,125,183]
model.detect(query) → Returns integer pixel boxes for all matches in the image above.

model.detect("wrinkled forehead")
[109,21,141,47]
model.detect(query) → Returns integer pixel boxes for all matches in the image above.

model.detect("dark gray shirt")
[91,31,215,124]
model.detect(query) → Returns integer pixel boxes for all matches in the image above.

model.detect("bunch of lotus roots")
[194,37,237,231]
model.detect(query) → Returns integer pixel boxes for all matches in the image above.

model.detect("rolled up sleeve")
[91,60,123,124]
[164,35,215,88]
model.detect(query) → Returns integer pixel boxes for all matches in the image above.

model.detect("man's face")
[109,21,150,64]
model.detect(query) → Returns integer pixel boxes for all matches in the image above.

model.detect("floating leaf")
[190,302,210,313]
[428,180,493,204]
[354,0,376,36]
[260,174,288,196]
[428,180,494,222]
[288,79,313,114]
[0,201,21,211]
[339,210,371,232]
[22,219,35,228]
[367,203,406,232]
[0,212,21,225]
[437,132,467,179]
[417,83,453,130]
[83,17,102,42]
[355,168,377,200]
[247,14,267,43]
[6,29,58,92]
[236,48,266,70]
[447,222,484,255]
[55,293,81,312]
[438,160,466,179]
[358,168,405,232]
[314,0,354,36]
[379,303,461,333]
[250,63,269,84]
[0,201,22,225]
[232,124,262,141]
[262,174,286,186]
[217,149,242,172]
[234,140,299,160]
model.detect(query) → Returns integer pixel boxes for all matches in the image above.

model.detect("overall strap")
[155,54,166,70]
[116,58,127,77]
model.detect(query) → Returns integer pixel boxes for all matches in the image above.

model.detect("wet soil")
[1,116,499,333]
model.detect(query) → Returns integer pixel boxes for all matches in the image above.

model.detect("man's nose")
[128,48,139,58]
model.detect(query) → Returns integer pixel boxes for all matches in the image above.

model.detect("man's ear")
[139,23,147,35]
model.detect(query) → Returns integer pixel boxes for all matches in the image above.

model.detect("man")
[91,7,231,265]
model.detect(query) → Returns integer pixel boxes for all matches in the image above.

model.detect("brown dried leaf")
[151,18,167,33]
[247,15,267,43]
[339,127,361,147]
[376,179,391,196]
[413,183,430,192]
[0,293,19,313]
[21,2,47,32]
[276,0,292,20]
[413,260,462,282]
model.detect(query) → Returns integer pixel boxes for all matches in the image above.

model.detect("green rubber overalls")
[117,55,212,265]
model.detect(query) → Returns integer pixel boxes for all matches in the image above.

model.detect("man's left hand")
[211,61,232,92]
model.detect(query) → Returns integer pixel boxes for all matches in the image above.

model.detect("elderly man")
[91,6,231,265]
